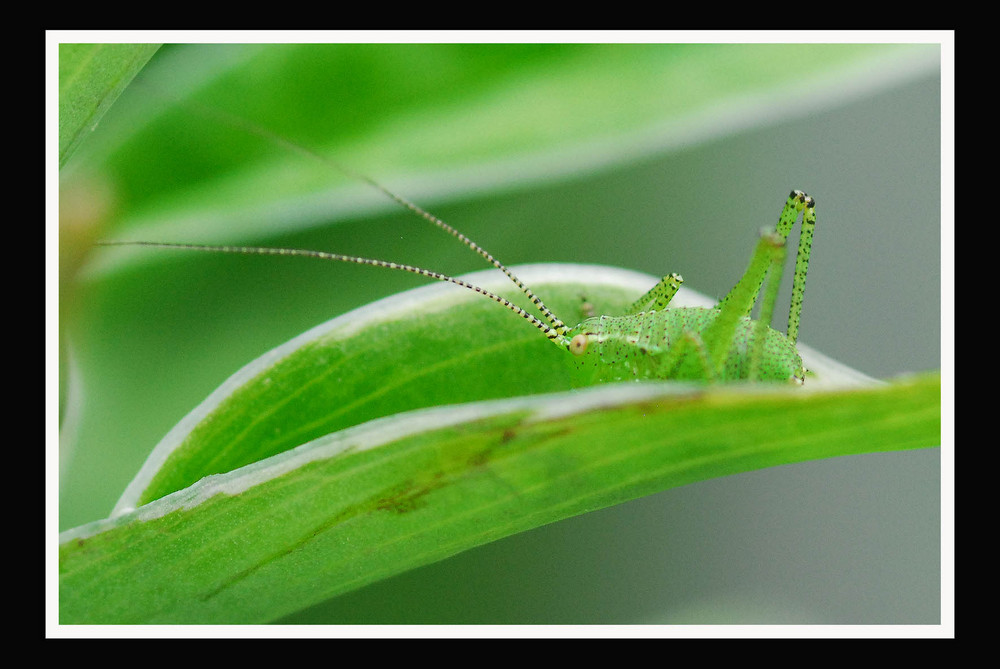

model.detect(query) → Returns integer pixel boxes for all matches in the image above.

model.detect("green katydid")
[99,112,816,386]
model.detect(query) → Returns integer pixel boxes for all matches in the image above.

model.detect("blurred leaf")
[58,43,160,166]
[73,43,924,251]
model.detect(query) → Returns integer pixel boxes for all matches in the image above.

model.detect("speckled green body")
[563,190,816,385]
[568,307,804,385]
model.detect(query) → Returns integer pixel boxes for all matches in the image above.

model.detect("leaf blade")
[59,372,940,624]
[58,43,160,166]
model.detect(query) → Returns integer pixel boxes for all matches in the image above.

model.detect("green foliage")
[60,370,939,624]
[59,43,942,624]
[58,43,160,166]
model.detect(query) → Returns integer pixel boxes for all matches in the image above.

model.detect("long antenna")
[177,98,570,336]
[96,240,573,348]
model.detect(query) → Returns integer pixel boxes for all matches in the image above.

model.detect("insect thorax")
[567,307,804,385]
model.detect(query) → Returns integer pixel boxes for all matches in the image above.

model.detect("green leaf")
[60,369,938,624]
[66,43,933,252]
[58,43,160,166]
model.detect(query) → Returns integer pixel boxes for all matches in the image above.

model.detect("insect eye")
[569,334,589,356]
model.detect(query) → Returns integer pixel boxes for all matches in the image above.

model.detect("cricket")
[99,110,817,387]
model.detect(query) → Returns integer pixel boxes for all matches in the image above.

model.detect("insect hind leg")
[718,190,815,342]
[781,190,816,344]
[749,231,787,379]
[702,229,787,379]
[661,330,716,380]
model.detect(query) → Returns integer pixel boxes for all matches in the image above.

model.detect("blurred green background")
[59,43,942,623]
